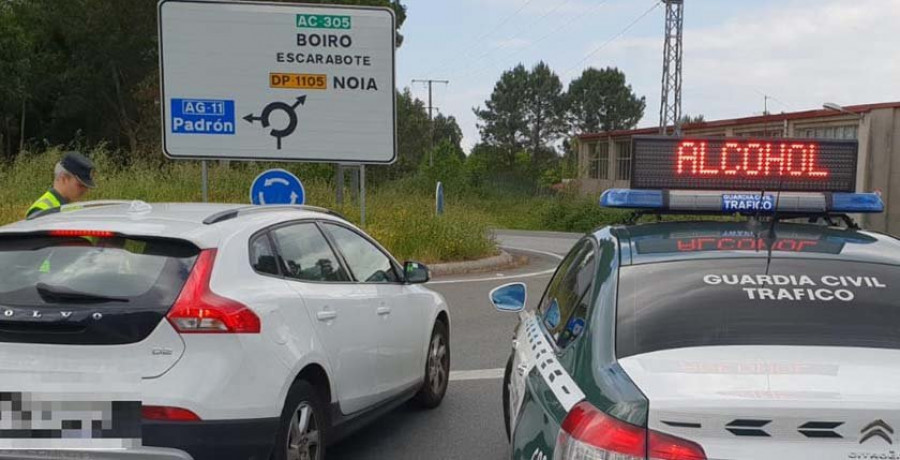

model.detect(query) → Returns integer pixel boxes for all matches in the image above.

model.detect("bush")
[0,148,496,264]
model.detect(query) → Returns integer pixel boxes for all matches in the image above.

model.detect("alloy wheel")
[286,402,320,460]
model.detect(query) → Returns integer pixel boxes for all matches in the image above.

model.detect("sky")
[395,0,900,152]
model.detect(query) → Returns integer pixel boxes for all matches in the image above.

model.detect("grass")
[0,148,496,264]
[1,148,642,262]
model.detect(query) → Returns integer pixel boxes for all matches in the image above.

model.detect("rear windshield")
[616,258,900,358]
[0,234,198,308]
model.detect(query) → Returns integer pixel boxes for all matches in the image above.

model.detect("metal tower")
[659,0,684,135]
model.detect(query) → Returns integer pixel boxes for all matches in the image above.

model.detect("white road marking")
[428,246,564,285]
[449,368,505,381]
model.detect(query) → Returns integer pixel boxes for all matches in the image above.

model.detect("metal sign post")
[359,164,366,227]
[201,161,209,202]
[335,164,344,206]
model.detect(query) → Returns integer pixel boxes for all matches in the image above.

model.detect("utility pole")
[412,79,449,166]
[659,0,684,136]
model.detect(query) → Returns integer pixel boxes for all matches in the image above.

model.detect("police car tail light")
[649,430,707,460]
[167,249,261,334]
[555,401,645,460]
[555,402,706,460]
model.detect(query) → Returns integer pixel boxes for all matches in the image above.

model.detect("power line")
[461,0,614,83]
[421,0,537,79]
[441,0,574,81]
[564,0,662,78]
[412,79,450,166]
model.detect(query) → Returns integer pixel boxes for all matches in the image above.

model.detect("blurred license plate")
[0,372,141,448]
[0,392,141,448]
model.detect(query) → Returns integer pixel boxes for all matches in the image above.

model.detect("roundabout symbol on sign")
[250,169,305,206]
[243,95,307,149]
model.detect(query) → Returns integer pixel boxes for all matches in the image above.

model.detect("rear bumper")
[142,418,279,460]
[0,447,192,460]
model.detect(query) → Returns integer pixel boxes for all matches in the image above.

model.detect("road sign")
[250,169,306,205]
[158,0,396,163]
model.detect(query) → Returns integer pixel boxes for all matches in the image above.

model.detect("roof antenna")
[764,173,786,275]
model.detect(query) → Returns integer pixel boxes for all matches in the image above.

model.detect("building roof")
[577,101,900,141]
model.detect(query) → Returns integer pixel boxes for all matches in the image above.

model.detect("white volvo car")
[0,201,450,460]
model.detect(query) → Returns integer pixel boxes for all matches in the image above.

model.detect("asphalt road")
[330,230,581,460]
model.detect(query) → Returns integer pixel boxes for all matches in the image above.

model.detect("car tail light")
[167,249,260,334]
[554,402,706,460]
[48,230,116,238]
[141,406,201,421]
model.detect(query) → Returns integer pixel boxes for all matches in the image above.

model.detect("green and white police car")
[490,136,900,460]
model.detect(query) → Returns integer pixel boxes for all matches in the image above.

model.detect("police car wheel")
[413,321,450,409]
[274,380,327,460]
[502,354,513,441]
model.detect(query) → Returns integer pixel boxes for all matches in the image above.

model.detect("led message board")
[630,136,858,192]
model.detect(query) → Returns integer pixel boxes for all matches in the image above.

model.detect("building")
[575,102,900,234]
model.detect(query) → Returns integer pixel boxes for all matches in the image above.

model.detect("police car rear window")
[616,258,900,358]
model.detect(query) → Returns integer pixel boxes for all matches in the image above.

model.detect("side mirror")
[404,261,430,284]
[489,282,527,313]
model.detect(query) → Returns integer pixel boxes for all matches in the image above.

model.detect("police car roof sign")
[630,136,858,192]
[158,0,396,163]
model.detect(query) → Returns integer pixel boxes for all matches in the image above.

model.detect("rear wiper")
[35,283,130,303]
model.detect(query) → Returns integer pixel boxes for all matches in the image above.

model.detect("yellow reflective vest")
[26,189,64,219]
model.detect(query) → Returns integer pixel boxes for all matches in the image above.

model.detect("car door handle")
[377,307,391,316]
[316,310,338,321]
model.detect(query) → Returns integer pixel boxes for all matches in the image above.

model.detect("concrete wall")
[861,108,900,233]
[577,136,631,196]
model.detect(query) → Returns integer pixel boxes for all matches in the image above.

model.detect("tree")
[566,67,645,134]
[0,0,408,159]
[379,88,430,180]
[680,114,705,125]
[474,64,530,167]
[523,62,567,163]
[432,113,464,161]
[475,62,567,168]
[419,139,467,190]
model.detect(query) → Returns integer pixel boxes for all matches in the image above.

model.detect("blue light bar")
[600,189,664,209]
[832,193,884,213]
[600,189,885,214]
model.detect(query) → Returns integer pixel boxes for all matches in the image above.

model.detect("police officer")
[26,152,96,218]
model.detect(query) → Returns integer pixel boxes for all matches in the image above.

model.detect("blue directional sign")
[171,99,236,135]
[250,169,305,205]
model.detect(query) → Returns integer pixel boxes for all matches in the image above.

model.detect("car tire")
[273,380,327,460]
[502,354,513,441]
[413,321,450,409]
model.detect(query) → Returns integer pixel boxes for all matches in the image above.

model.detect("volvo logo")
[860,420,894,445]
[0,308,103,321]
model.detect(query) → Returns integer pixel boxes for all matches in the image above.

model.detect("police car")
[0,202,450,460]
[491,136,900,460]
